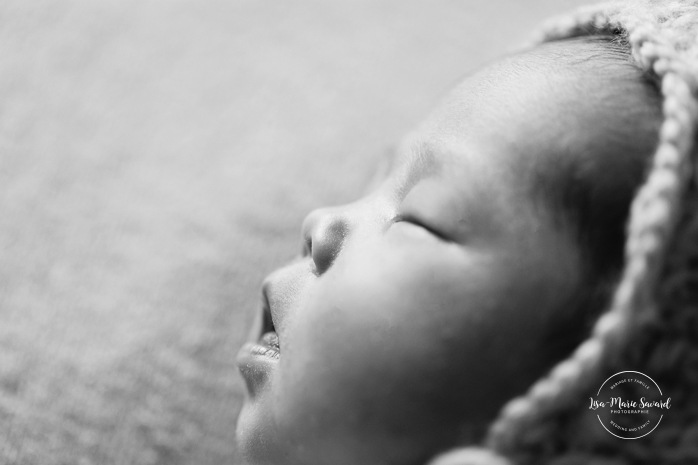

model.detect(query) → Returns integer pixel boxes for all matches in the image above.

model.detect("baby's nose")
[301,207,348,275]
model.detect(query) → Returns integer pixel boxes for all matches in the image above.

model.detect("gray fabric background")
[0,1,589,463]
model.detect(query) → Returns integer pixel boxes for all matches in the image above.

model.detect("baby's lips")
[245,299,264,343]
[260,258,314,339]
[261,291,275,336]
[237,343,276,395]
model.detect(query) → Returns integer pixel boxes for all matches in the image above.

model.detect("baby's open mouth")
[236,293,281,391]
[251,298,280,359]
[256,331,280,359]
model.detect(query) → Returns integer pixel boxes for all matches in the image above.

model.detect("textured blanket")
[0,1,587,463]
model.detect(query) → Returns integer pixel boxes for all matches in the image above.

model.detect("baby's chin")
[236,399,284,465]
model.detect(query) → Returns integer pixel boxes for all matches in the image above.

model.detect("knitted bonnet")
[429,1,698,464]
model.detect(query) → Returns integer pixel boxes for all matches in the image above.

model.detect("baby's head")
[236,2,698,464]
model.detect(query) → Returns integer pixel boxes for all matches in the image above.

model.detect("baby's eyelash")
[393,214,449,241]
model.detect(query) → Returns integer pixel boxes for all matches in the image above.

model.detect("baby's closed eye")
[391,213,451,241]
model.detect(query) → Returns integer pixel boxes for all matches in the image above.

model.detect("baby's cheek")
[273,256,455,436]
[272,235,579,461]
[283,253,470,411]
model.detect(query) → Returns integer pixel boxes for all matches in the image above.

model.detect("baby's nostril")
[303,236,312,257]
[301,207,348,274]
[310,220,346,275]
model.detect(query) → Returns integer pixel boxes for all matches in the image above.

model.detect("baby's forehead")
[383,37,663,241]
[409,38,660,190]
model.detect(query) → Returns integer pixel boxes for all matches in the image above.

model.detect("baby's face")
[236,40,656,465]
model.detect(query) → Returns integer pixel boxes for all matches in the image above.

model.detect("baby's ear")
[426,448,512,465]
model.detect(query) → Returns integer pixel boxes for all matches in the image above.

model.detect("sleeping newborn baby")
[236,2,698,464]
